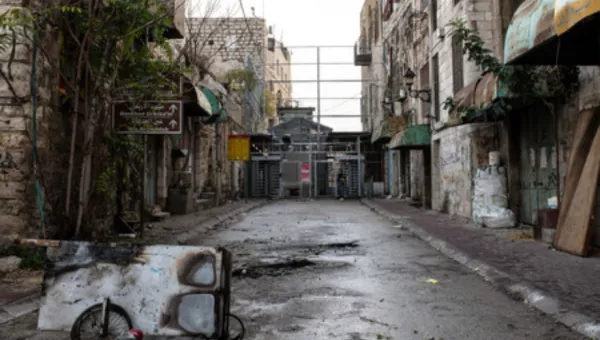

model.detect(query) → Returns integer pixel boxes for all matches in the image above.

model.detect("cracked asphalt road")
[204,200,585,340]
[3,200,587,340]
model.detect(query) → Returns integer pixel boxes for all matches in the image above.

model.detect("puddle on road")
[233,259,352,279]
[233,259,317,278]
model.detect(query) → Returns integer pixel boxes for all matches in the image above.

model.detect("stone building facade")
[0,0,63,238]
[358,0,385,133]
[381,0,430,201]
[186,17,267,132]
[265,37,292,127]
[428,0,508,217]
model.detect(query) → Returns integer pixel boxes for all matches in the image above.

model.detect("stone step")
[195,198,214,211]
[198,192,216,199]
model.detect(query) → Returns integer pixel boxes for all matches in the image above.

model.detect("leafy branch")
[443,20,579,123]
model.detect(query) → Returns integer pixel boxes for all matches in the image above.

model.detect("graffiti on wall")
[38,241,232,337]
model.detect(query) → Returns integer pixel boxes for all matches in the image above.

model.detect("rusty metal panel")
[450,72,499,117]
[38,242,232,338]
[504,0,556,63]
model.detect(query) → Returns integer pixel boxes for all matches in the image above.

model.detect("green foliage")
[224,69,258,92]
[264,89,277,116]
[96,133,144,199]
[0,0,186,233]
[444,20,579,122]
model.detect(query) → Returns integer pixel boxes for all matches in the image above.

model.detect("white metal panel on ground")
[38,242,229,337]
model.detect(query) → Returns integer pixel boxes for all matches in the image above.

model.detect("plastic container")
[489,151,501,166]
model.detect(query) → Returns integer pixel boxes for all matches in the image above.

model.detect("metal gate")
[519,107,557,225]
[250,157,281,198]
[328,155,363,198]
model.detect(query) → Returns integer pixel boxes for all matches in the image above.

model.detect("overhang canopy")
[504,0,600,65]
[504,0,556,64]
[200,86,222,115]
[371,116,407,144]
[388,124,431,150]
[450,72,508,118]
[181,80,211,117]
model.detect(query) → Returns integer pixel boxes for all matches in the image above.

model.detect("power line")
[320,92,362,113]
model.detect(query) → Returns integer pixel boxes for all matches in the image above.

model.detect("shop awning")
[450,72,501,116]
[180,78,211,117]
[388,124,431,149]
[204,108,229,124]
[199,86,222,114]
[504,0,600,65]
[555,1,600,36]
[504,0,556,64]
[371,116,407,144]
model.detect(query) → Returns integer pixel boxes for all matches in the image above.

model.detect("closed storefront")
[518,106,557,226]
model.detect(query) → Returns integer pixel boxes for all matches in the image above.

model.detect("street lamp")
[400,67,431,103]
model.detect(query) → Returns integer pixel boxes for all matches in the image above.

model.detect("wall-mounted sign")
[112,101,183,135]
[227,135,250,161]
[555,0,600,35]
[301,163,311,183]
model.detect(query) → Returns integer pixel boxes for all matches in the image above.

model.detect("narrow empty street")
[2,200,586,340]
[200,200,583,340]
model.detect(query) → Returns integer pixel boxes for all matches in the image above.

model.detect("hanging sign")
[555,0,600,35]
[112,101,182,135]
[228,135,250,161]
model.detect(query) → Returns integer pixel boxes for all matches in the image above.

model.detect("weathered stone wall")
[0,1,66,238]
[431,122,499,217]
[360,0,384,133]
[430,0,501,125]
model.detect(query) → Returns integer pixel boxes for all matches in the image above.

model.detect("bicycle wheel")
[70,302,133,340]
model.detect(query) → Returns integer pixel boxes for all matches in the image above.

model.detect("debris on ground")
[425,278,439,284]
[507,230,534,241]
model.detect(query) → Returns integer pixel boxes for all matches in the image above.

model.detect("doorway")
[518,106,557,226]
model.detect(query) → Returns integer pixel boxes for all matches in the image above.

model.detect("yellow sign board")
[555,0,600,35]
[228,135,250,161]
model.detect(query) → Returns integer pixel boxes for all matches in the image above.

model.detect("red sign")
[301,163,311,183]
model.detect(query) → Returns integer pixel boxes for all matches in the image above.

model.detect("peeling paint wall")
[432,123,499,217]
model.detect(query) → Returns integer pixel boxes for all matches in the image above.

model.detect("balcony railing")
[354,38,372,66]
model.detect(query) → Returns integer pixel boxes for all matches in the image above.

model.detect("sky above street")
[187,0,365,132]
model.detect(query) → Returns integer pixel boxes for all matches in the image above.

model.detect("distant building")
[266,34,293,128]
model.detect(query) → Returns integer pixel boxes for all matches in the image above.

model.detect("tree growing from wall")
[443,20,579,123]
[0,0,185,238]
